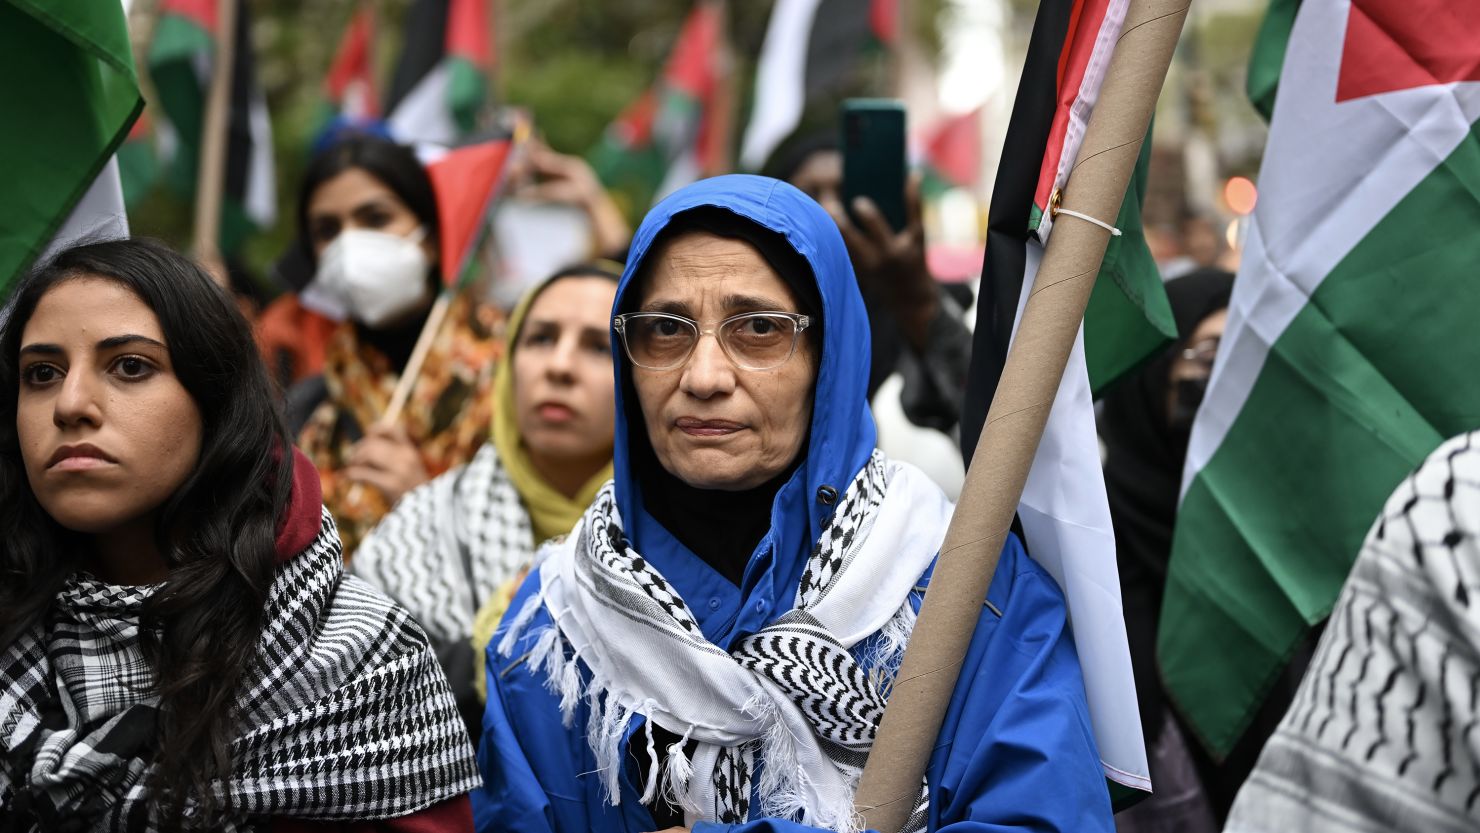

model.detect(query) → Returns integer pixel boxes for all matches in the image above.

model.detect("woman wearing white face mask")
[286,135,504,557]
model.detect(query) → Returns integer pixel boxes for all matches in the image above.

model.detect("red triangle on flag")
[161,0,217,32]
[448,0,494,69]
[925,108,983,189]
[1337,0,1480,102]
[326,7,378,117]
[426,140,512,286]
[662,3,721,99]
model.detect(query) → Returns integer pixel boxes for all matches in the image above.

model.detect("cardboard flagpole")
[851,0,1190,829]
[192,0,237,268]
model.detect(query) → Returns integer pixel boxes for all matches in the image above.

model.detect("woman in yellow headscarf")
[352,264,620,736]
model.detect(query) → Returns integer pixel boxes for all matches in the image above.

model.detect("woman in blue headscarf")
[473,176,1112,833]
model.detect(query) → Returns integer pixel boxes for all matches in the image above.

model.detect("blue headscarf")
[610,175,877,633]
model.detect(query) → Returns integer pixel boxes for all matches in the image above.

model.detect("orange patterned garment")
[296,294,504,557]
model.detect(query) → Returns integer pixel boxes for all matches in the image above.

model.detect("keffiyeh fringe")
[499,452,934,833]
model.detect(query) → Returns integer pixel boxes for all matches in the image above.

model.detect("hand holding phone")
[841,99,908,232]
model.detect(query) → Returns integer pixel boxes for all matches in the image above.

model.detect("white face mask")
[303,227,433,327]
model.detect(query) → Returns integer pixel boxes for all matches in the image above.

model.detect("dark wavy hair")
[0,238,294,829]
[295,133,440,269]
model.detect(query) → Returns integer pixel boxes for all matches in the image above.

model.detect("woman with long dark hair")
[284,135,503,556]
[0,239,478,831]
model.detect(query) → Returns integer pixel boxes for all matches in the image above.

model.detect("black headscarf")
[1100,267,1233,740]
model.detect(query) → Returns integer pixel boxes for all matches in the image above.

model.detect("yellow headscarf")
[475,269,618,702]
[491,272,616,544]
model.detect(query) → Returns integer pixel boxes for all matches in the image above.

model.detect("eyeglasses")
[1180,337,1220,366]
[612,311,812,371]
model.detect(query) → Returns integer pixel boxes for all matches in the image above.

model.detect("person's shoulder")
[269,794,474,833]
[483,566,559,679]
[1361,430,1480,594]
[977,534,1074,649]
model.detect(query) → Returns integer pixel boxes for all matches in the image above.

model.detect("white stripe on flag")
[246,84,277,228]
[739,0,824,171]
[43,156,130,263]
[388,62,460,148]
[1181,0,1480,495]
[1012,241,1150,791]
[653,148,702,207]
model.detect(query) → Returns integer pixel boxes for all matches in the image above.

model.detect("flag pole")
[379,292,454,426]
[192,0,237,272]
[851,0,1190,829]
[703,0,735,177]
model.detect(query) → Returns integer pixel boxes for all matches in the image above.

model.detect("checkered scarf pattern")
[0,509,480,831]
[1225,431,1480,833]
[353,443,535,647]
[511,451,945,832]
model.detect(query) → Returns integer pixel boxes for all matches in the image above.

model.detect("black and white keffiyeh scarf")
[353,443,535,652]
[1225,432,1480,833]
[0,509,480,831]
[499,451,952,832]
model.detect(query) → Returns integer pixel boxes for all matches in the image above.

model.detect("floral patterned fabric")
[297,294,504,556]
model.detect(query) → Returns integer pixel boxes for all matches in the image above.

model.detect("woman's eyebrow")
[722,293,786,313]
[640,299,692,316]
[19,343,63,357]
[351,198,395,215]
[97,334,166,351]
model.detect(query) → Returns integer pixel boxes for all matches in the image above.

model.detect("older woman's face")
[631,232,816,491]
[16,278,203,535]
[513,276,618,471]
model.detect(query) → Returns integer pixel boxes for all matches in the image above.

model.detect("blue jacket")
[473,176,1112,833]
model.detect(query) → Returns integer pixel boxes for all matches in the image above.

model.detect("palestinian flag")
[960,0,1160,802]
[1160,0,1480,760]
[591,0,729,211]
[325,5,379,123]
[385,0,492,147]
[0,1,140,296]
[919,106,982,197]
[739,0,898,170]
[1245,0,1301,122]
[425,139,513,286]
[148,0,276,254]
[118,108,163,208]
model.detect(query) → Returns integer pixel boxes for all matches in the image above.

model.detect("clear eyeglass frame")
[612,310,812,371]
[1180,337,1221,365]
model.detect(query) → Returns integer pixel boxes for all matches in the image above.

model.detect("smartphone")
[841,99,908,232]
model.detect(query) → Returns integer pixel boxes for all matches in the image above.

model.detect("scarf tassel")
[497,592,545,658]
[661,725,698,815]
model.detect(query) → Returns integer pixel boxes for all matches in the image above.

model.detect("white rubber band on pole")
[1054,207,1123,236]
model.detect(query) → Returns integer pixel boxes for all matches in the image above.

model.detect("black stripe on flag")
[959,0,1077,464]
[224,0,255,208]
[804,0,875,101]
[386,0,450,115]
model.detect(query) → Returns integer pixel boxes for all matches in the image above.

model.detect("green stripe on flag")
[1247,0,1302,123]
[118,136,160,207]
[447,56,487,134]
[1085,128,1176,397]
[148,13,212,194]
[1160,118,1480,758]
[0,1,141,295]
